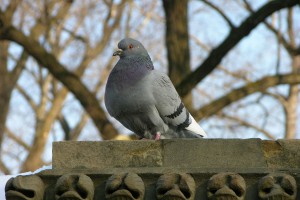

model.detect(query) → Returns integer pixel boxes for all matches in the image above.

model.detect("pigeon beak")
[113,49,123,56]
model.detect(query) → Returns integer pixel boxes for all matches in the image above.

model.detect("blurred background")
[0,0,299,174]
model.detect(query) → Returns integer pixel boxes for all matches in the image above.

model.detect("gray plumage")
[105,38,207,139]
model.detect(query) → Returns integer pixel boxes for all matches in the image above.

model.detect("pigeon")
[105,38,207,139]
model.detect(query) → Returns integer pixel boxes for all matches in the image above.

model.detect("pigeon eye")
[128,44,134,49]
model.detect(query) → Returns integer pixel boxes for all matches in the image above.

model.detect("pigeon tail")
[185,114,207,137]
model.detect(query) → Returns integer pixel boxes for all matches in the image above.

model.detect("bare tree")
[0,0,131,173]
[161,0,299,139]
[175,0,299,97]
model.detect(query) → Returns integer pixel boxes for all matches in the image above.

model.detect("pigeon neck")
[119,54,153,71]
[109,55,153,90]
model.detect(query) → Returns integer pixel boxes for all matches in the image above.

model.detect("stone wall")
[5,139,300,199]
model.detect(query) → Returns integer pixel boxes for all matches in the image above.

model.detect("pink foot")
[154,132,161,140]
[139,133,161,140]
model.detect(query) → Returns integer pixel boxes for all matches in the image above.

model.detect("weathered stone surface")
[53,139,300,172]
[162,139,266,169]
[53,140,162,170]
[263,140,300,169]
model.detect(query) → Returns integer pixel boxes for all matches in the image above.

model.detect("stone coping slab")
[52,139,300,171]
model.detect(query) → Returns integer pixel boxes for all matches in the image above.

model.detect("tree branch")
[0,160,10,175]
[5,0,19,22]
[287,8,296,49]
[70,114,89,141]
[58,114,71,140]
[10,51,28,85]
[220,113,275,140]
[16,84,37,112]
[176,0,299,97]
[5,127,31,151]
[243,0,298,57]
[194,73,300,119]
[202,0,235,29]
[0,11,118,140]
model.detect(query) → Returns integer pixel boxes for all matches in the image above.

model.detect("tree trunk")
[0,42,26,173]
[284,85,298,139]
[162,0,190,84]
[0,42,9,150]
[284,55,300,139]
[20,126,47,172]
[162,0,193,107]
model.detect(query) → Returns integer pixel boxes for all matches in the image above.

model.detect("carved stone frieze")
[258,173,297,200]
[105,172,145,200]
[5,175,45,200]
[54,174,94,200]
[155,173,196,200]
[207,172,246,200]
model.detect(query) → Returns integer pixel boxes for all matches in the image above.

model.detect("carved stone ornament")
[105,172,145,200]
[155,173,196,200]
[258,173,297,200]
[5,175,45,200]
[207,172,246,200]
[54,174,94,200]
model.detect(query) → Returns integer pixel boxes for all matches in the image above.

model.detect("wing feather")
[150,70,207,137]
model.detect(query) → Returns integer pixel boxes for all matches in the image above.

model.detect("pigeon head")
[113,38,149,58]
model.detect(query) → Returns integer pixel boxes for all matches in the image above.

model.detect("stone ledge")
[5,139,300,200]
[53,139,300,171]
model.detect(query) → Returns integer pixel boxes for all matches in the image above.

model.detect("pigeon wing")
[150,70,207,137]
